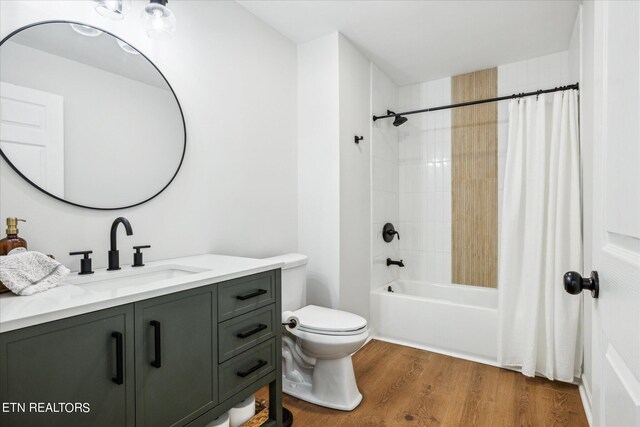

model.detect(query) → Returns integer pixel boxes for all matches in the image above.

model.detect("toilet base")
[283,356,363,411]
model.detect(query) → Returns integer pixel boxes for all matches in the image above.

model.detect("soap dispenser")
[0,218,28,256]
[0,218,28,294]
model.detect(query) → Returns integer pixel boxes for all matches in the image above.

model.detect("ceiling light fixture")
[94,0,131,21]
[116,39,140,55]
[69,23,103,37]
[141,0,176,39]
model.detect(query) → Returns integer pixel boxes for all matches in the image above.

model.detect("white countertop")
[0,254,283,333]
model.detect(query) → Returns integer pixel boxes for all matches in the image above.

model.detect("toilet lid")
[295,305,367,334]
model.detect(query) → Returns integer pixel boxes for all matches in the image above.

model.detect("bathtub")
[370,280,498,364]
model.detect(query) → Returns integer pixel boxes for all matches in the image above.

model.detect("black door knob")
[563,271,599,299]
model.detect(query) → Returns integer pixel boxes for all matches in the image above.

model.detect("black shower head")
[386,109,408,127]
[393,115,408,127]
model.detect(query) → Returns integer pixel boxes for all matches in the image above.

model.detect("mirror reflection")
[0,22,185,209]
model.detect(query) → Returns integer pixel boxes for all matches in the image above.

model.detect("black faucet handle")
[383,223,400,242]
[132,245,151,268]
[69,251,94,275]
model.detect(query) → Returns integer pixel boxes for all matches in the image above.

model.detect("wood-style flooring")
[258,339,588,427]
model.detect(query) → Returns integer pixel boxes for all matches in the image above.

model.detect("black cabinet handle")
[236,289,268,301]
[237,324,268,339]
[150,320,161,368]
[236,359,268,378]
[112,332,124,385]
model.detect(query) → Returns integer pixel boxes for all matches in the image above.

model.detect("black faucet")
[386,258,404,267]
[108,217,133,271]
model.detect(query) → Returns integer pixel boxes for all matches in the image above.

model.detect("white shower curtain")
[498,90,582,381]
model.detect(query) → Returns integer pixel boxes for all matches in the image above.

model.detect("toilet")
[265,254,368,411]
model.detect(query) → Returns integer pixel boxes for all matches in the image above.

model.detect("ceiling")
[237,0,580,86]
[9,23,168,89]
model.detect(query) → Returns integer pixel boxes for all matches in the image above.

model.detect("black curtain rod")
[372,82,579,121]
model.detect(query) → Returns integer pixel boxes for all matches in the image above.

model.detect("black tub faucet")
[108,217,133,271]
[386,258,404,267]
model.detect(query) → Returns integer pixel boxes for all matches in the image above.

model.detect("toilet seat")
[294,305,367,336]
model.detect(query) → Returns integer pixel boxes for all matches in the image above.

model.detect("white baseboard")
[579,374,593,426]
[371,334,500,368]
[372,334,582,386]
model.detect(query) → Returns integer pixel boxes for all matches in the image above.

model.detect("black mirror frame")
[0,20,187,210]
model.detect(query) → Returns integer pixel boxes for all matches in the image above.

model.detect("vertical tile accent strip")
[451,68,498,288]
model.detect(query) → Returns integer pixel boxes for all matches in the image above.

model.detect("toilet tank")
[264,254,307,312]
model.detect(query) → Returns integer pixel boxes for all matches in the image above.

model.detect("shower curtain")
[498,90,582,381]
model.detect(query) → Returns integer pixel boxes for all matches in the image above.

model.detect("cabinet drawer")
[218,339,275,401]
[218,271,276,321]
[218,305,276,363]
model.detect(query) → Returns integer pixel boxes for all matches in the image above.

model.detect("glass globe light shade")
[116,39,140,55]
[94,0,131,21]
[69,23,103,37]
[141,2,176,39]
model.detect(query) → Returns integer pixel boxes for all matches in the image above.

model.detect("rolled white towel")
[0,251,70,296]
[229,395,255,427]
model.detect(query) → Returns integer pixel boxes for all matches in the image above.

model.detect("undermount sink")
[66,265,208,290]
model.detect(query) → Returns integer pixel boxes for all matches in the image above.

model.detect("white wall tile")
[388,50,568,286]
[443,161,451,192]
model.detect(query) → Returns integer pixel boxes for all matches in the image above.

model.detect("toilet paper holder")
[282,319,297,328]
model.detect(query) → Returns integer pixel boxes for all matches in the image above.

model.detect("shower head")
[393,115,408,127]
[387,110,408,127]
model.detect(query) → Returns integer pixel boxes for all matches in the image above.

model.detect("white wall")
[338,35,371,320]
[297,33,373,320]
[1,40,182,207]
[297,33,340,309]
[0,1,298,269]
[371,64,399,290]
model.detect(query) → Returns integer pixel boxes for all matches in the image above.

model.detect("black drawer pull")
[237,324,268,339]
[112,331,124,385]
[236,289,268,301]
[236,359,268,378]
[150,320,161,368]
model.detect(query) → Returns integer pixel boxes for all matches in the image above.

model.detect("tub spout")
[386,258,404,267]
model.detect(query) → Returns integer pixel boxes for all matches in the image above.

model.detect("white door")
[590,1,640,426]
[0,81,64,198]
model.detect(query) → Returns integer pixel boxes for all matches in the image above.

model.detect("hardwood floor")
[258,339,588,427]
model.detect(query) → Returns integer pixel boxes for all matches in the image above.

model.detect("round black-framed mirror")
[0,20,186,210]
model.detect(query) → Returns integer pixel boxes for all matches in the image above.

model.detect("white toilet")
[266,254,368,411]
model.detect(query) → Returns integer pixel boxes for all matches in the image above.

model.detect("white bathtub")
[370,280,498,364]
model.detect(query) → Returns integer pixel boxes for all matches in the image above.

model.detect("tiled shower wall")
[371,64,400,289]
[395,50,573,284]
[398,77,452,283]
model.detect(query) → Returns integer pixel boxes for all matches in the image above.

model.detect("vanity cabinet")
[0,269,283,427]
[134,286,217,427]
[0,305,136,427]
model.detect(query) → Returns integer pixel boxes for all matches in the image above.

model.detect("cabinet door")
[0,305,135,427]
[135,286,217,427]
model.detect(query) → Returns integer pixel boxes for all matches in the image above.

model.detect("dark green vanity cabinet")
[134,286,217,427]
[0,269,283,427]
[0,305,136,427]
